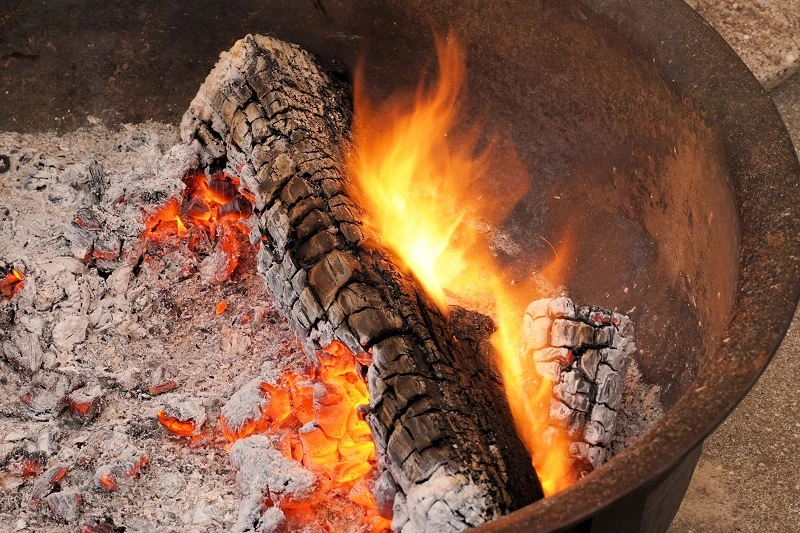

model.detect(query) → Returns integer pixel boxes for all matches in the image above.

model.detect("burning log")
[181,34,544,530]
[522,297,635,476]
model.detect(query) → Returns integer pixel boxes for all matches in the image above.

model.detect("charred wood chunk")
[522,296,635,475]
[181,34,544,531]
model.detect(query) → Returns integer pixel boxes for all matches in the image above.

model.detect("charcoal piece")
[26,464,68,507]
[160,396,207,436]
[229,435,315,501]
[1,447,46,477]
[181,34,543,531]
[66,224,96,261]
[93,447,147,491]
[19,374,75,421]
[219,195,254,220]
[78,517,117,533]
[3,330,44,374]
[43,491,82,522]
[87,161,106,202]
[522,297,635,476]
[67,384,104,424]
[92,232,122,270]
[220,378,270,439]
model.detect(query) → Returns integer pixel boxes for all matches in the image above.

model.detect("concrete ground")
[669,70,800,533]
[685,0,800,88]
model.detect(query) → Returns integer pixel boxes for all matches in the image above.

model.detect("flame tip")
[347,33,574,495]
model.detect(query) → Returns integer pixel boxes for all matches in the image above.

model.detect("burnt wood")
[180,34,543,531]
[522,297,635,478]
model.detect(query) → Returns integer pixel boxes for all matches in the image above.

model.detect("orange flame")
[347,33,574,495]
[218,343,388,531]
[348,36,485,310]
[1,269,24,299]
[157,410,198,437]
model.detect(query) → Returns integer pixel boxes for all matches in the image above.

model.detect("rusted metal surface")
[1,0,798,531]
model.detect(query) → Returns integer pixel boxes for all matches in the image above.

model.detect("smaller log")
[521,296,635,475]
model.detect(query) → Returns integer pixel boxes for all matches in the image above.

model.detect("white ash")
[609,359,663,457]
[229,435,315,500]
[0,124,308,531]
[161,396,207,435]
[393,466,495,533]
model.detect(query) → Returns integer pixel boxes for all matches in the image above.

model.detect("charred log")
[522,297,635,476]
[181,34,543,531]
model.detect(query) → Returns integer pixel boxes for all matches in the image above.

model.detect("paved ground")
[685,0,800,88]
[670,71,800,533]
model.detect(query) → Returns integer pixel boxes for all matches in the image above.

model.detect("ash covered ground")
[0,123,311,532]
[0,123,662,532]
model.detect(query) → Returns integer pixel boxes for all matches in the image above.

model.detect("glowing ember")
[148,380,178,396]
[157,411,197,437]
[347,33,574,494]
[142,170,251,285]
[2,451,45,478]
[219,343,389,531]
[144,166,387,528]
[93,451,148,492]
[97,472,118,491]
[0,268,24,299]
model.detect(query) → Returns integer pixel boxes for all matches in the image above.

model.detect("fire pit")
[1,0,799,532]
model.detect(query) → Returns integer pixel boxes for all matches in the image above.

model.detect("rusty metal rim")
[475,0,800,530]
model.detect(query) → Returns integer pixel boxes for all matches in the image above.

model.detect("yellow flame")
[348,35,490,310]
[347,32,574,495]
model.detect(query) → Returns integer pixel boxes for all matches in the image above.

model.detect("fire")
[146,172,387,528]
[0,268,24,299]
[219,341,390,531]
[144,171,253,241]
[143,171,253,285]
[347,34,574,494]
[157,411,198,437]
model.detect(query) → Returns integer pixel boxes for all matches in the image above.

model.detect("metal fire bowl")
[2,0,799,531]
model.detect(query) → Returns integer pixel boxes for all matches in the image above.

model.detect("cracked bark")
[180,34,544,531]
[522,297,635,476]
